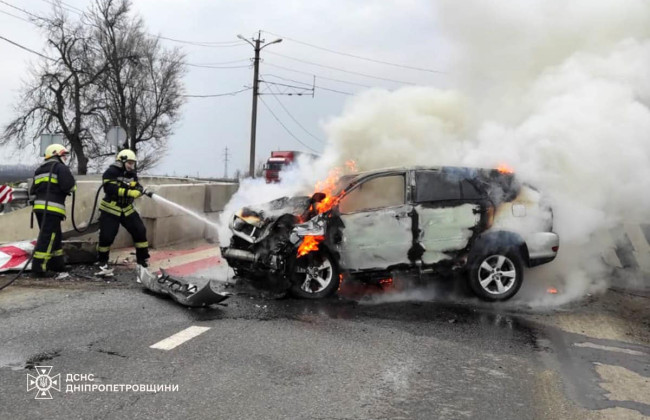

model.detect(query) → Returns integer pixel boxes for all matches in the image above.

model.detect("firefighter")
[95,149,150,277]
[30,144,77,277]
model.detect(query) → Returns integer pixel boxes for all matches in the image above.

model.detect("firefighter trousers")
[33,212,65,273]
[97,211,150,265]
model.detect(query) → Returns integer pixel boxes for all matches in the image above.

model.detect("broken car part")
[136,265,230,307]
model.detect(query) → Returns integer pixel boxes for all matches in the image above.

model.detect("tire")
[289,248,340,299]
[467,249,523,301]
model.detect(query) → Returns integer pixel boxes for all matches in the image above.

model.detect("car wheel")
[289,249,340,299]
[468,250,523,301]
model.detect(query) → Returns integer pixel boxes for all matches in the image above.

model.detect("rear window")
[460,179,483,200]
[414,171,461,202]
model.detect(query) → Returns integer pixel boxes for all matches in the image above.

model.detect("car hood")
[236,196,312,227]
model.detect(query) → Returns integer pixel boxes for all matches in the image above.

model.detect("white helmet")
[116,149,137,163]
[44,144,69,159]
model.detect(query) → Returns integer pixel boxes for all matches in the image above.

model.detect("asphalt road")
[0,271,649,420]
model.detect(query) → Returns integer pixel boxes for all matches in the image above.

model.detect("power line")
[262,30,444,74]
[155,35,248,48]
[264,62,374,88]
[0,34,53,61]
[266,51,416,85]
[186,63,251,69]
[258,96,319,154]
[0,7,31,23]
[313,85,353,96]
[32,0,247,49]
[264,82,325,144]
[188,59,250,65]
[262,73,311,86]
[0,0,40,19]
[56,0,83,13]
[40,0,80,15]
[258,80,313,96]
[182,87,251,98]
[262,74,353,95]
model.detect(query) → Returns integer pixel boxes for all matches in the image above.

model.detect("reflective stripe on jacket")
[99,163,139,217]
[30,159,76,217]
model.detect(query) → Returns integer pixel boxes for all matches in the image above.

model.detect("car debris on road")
[136,265,230,307]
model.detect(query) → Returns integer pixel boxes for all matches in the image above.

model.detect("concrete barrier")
[0,180,102,243]
[205,183,239,212]
[0,175,238,250]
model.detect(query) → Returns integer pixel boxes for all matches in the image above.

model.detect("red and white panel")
[0,241,35,272]
[0,185,13,204]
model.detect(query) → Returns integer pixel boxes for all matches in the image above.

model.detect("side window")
[414,171,461,202]
[338,175,405,214]
[460,179,483,200]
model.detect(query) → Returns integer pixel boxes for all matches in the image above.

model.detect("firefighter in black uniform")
[95,149,150,276]
[30,144,77,277]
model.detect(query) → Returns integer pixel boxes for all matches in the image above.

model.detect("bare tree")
[1,8,105,174]
[2,0,186,173]
[91,0,186,170]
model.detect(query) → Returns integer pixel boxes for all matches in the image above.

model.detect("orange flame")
[547,287,558,294]
[497,163,514,174]
[297,235,325,257]
[298,162,357,256]
[312,161,357,214]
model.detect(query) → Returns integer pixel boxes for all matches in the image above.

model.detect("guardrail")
[0,187,29,214]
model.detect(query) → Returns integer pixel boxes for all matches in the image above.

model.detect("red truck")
[263,151,314,183]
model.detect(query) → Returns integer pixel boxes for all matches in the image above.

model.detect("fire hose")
[0,179,229,307]
[0,174,152,291]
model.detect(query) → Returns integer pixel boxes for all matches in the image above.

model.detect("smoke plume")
[222,0,650,306]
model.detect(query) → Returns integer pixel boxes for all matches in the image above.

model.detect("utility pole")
[223,146,230,179]
[238,31,282,178]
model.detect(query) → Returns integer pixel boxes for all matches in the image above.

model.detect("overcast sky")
[0,0,448,177]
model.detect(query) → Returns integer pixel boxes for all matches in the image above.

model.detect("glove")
[127,189,142,199]
[143,189,153,198]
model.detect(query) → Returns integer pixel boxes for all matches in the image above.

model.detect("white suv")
[223,166,559,301]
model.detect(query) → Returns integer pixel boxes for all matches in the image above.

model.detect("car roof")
[343,165,501,182]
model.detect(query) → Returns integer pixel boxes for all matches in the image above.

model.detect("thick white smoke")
[221,0,650,306]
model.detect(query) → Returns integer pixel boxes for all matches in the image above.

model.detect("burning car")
[222,166,559,301]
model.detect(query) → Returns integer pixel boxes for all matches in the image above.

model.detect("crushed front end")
[221,195,332,293]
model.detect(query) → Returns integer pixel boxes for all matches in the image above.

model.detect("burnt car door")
[412,169,483,265]
[334,172,412,271]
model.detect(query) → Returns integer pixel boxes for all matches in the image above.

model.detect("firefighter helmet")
[44,144,69,159]
[116,149,137,163]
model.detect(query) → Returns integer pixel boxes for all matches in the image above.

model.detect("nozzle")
[143,189,153,198]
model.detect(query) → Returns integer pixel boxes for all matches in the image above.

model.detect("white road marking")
[150,326,211,350]
[574,342,648,356]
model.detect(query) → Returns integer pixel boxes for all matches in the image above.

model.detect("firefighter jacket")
[30,159,76,217]
[99,163,141,217]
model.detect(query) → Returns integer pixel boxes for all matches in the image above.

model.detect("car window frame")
[337,171,408,215]
[410,169,490,204]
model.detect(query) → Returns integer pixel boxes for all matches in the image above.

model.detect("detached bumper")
[137,266,230,307]
[525,232,560,267]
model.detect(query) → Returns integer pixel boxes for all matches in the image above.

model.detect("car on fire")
[222,166,559,301]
